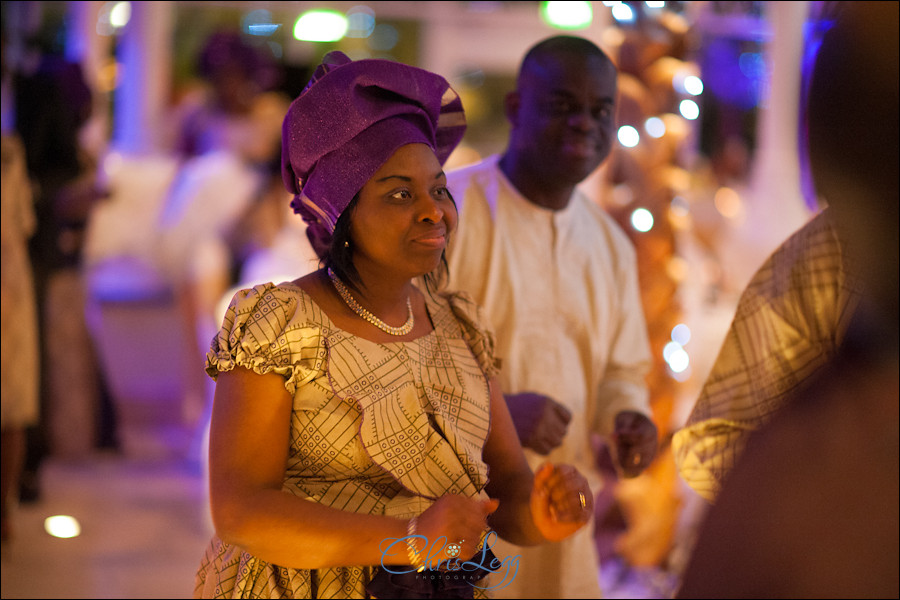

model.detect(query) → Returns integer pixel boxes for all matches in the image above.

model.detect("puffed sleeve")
[444,290,501,379]
[205,283,326,396]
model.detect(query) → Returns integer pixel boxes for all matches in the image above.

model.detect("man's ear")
[503,90,520,127]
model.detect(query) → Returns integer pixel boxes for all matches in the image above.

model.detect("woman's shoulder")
[219,280,331,336]
[436,288,479,315]
[207,280,331,389]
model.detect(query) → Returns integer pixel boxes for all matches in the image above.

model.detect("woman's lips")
[413,230,447,249]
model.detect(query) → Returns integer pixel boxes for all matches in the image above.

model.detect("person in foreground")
[194,51,594,599]
[676,2,898,597]
[672,204,863,502]
[446,36,657,598]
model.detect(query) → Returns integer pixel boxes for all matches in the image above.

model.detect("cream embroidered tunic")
[194,282,498,599]
[446,155,653,599]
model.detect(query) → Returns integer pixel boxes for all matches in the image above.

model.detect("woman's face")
[349,143,457,282]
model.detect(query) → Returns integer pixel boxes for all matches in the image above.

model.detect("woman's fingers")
[415,495,497,568]
[533,463,593,523]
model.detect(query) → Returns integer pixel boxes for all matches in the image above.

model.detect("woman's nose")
[418,196,443,223]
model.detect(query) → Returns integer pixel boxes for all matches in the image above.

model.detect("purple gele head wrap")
[281,51,466,258]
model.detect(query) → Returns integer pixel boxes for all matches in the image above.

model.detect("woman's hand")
[529,463,592,542]
[413,495,499,569]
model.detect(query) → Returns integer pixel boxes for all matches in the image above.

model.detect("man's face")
[509,53,617,186]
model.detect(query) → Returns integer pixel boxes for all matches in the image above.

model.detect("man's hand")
[611,410,658,478]
[506,393,572,455]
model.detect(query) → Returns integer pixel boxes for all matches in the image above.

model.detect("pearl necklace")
[327,268,415,336]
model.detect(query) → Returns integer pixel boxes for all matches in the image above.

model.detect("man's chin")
[554,163,601,186]
[558,153,604,179]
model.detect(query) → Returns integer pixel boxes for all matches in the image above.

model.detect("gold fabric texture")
[673,209,863,501]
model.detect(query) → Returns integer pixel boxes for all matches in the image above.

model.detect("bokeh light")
[293,10,348,42]
[631,208,654,232]
[44,515,81,539]
[714,186,743,219]
[679,99,700,120]
[243,9,280,36]
[671,323,691,345]
[663,341,690,374]
[346,5,376,38]
[618,125,640,148]
[541,1,593,29]
[666,255,689,282]
[683,75,704,96]
[97,1,131,35]
[644,116,666,138]
[367,23,399,51]
[109,1,131,29]
[668,195,691,225]
[611,3,635,23]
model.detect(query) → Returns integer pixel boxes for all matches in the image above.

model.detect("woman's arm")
[209,366,409,569]
[481,377,543,545]
[482,377,592,546]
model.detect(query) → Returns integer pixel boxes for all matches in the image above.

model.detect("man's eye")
[593,105,613,120]
[548,100,573,115]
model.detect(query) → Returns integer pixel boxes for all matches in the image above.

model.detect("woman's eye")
[389,189,412,201]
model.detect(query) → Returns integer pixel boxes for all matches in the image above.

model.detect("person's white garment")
[214,217,320,337]
[446,155,652,599]
[156,150,264,286]
[237,217,320,289]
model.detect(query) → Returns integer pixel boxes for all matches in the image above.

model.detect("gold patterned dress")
[194,282,499,599]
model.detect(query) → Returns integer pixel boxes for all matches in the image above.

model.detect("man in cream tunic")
[446,36,657,599]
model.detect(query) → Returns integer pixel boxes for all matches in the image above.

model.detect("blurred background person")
[1,32,40,544]
[155,30,292,425]
[0,132,38,546]
[12,27,116,503]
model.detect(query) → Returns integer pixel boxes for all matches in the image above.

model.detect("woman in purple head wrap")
[195,52,593,599]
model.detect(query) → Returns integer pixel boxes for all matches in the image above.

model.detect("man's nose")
[567,106,597,131]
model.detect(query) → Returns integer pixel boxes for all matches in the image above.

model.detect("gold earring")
[344,241,350,248]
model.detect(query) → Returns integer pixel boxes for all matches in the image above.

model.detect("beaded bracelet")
[406,517,426,572]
